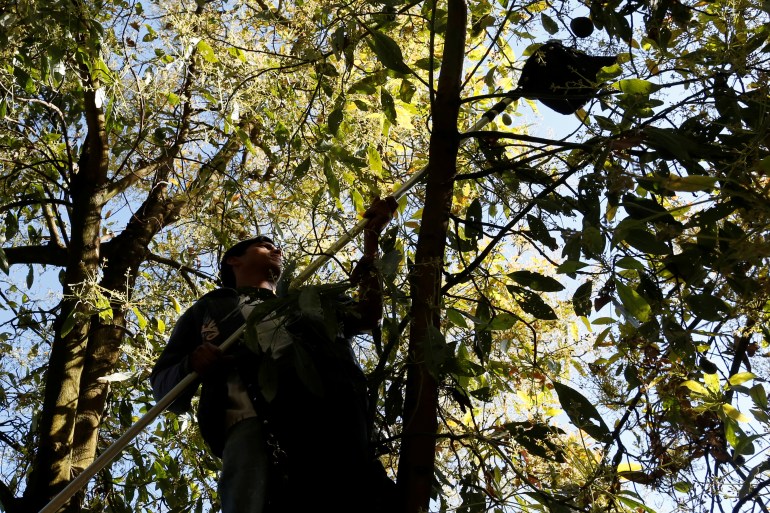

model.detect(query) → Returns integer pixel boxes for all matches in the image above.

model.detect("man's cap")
[219,236,275,288]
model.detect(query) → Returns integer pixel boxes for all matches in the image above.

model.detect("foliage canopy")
[0,0,769,512]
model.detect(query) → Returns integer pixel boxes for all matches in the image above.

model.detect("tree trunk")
[24,103,109,510]
[398,2,466,512]
[70,177,183,476]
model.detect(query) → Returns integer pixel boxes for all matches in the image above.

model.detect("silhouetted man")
[151,197,398,513]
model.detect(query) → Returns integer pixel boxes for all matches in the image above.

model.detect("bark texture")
[397,2,467,512]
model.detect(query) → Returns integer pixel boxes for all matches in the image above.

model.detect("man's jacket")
[150,288,248,457]
[150,287,367,457]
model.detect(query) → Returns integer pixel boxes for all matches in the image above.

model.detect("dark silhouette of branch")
[3,244,68,267]
[443,166,579,291]
[733,477,770,513]
[147,253,211,281]
[0,197,71,215]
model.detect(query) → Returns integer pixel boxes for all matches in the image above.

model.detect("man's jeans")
[219,417,269,513]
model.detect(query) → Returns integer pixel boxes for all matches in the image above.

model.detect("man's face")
[231,240,283,281]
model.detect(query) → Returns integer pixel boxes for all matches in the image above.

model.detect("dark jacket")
[150,288,247,457]
[150,287,367,457]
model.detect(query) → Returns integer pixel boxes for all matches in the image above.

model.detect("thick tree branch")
[0,479,20,513]
[3,244,68,267]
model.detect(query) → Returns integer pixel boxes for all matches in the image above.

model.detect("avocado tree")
[1,0,769,512]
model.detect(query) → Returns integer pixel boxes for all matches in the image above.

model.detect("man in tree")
[150,197,398,513]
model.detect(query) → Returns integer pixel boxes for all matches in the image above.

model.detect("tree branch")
[443,166,579,291]
[3,244,68,267]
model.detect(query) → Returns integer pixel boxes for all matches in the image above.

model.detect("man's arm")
[349,196,398,332]
[150,307,204,413]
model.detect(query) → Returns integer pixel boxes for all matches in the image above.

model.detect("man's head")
[220,236,282,288]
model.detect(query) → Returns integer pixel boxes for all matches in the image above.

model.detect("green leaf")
[684,293,731,322]
[367,144,383,175]
[615,78,661,94]
[380,88,397,125]
[328,106,344,136]
[624,364,641,390]
[617,494,657,513]
[722,403,751,423]
[488,312,519,330]
[474,299,492,362]
[413,57,441,70]
[750,384,767,409]
[553,382,611,443]
[465,198,483,240]
[503,421,566,462]
[622,194,678,225]
[369,30,411,74]
[681,379,710,396]
[615,256,645,270]
[622,228,671,255]
[507,285,558,320]
[665,175,718,192]
[446,308,468,328]
[526,214,558,251]
[615,280,651,322]
[573,281,593,317]
[195,40,219,63]
[323,155,340,199]
[293,157,312,179]
[508,271,565,292]
[133,307,147,330]
[729,372,757,387]
[399,80,417,102]
[60,308,77,337]
[581,225,605,256]
[556,260,589,274]
[541,13,559,34]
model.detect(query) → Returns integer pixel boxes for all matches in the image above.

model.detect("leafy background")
[0,0,769,511]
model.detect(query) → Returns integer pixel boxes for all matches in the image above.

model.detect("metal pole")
[289,90,521,289]
[37,89,520,513]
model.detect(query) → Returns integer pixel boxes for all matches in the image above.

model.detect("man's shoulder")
[183,288,240,315]
[199,287,240,301]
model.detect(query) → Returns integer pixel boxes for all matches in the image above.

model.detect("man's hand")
[351,196,397,286]
[363,196,398,236]
[188,342,229,376]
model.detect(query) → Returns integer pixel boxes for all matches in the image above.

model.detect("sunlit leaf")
[615,280,651,322]
[723,403,751,423]
[728,372,757,387]
[681,380,710,396]
[615,78,661,94]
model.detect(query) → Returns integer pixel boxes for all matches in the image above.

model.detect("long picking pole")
[38,90,520,513]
